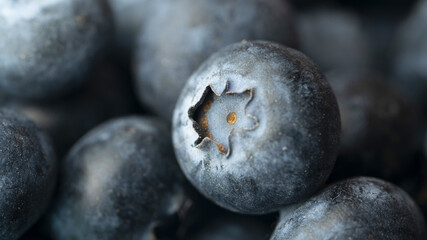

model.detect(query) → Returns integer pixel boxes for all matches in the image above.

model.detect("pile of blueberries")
[1,0,427,239]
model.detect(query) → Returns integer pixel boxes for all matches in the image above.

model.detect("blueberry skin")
[0,0,111,98]
[0,109,57,240]
[135,0,297,120]
[296,8,371,72]
[48,116,186,240]
[326,70,421,180]
[392,0,427,114]
[270,177,427,240]
[172,41,340,214]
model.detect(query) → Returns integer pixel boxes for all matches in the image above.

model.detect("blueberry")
[48,116,186,240]
[270,177,427,240]
[0,0,111,98]
[296,8,371,72]
[326,70,422,180]
[134,0,297,120]
[392,0,427,114]
[0,108,57,240]
[172,41,340,214]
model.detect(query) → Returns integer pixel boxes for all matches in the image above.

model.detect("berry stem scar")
[188,83,257,156]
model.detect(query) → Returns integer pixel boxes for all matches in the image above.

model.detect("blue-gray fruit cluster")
[1,0,426,239]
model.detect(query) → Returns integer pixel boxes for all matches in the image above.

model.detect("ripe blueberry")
[0,108,57,240]
[271,177,427,240]
[173,41,340,214]
[0,0,111,98]
[48,116,186,240]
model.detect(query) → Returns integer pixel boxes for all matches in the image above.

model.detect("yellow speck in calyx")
[226,112,237,125]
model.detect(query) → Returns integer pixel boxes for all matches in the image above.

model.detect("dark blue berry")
[48,116,186,239]
[0,108,57,240]
[0,0,111,98]
[173,41,340,214]
[271,177,427,240]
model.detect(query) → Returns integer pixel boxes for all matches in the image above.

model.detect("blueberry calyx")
[188,81,258,157]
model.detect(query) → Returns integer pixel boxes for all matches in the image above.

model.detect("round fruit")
[172,41,340,214]
[49,116,186,240]
[0,108,57,240]
[0,0,111,98]
[271,177,427,240]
